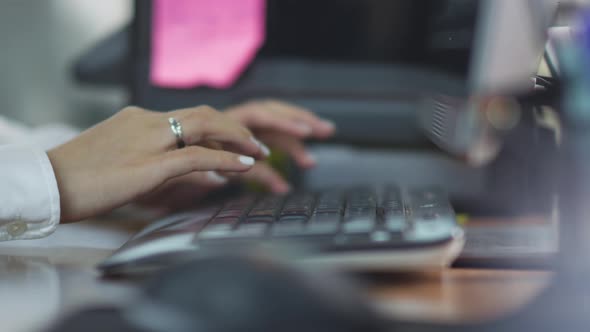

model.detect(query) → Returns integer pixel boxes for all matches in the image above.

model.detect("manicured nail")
[305,153,317,166]
[238,155,255,166]
[251,137,271,156]
[276,183,291,193]
[207,171,228,184]
[320,119,335,131]
[296,122,313,135]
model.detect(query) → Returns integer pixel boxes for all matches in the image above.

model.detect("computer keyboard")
[100,186,465,275]
[194,186,459,251]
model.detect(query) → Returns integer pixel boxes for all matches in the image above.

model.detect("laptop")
[99,0,558,276]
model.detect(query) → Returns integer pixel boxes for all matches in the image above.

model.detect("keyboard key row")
[199,216,404,240]
[197,186,448,241]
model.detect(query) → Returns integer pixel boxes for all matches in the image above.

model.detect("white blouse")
[0,116,78,240]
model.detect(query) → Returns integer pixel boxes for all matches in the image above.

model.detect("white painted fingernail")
[296,122,313,134]
[260,142,271,156]
[321,120,335,130]
[251,137,271,156]
[207,171,228,184]
[238,155,255,166]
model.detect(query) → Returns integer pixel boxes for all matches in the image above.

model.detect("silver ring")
[168,117,186,149]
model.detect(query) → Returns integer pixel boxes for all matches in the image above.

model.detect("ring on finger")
[168,117,186,149]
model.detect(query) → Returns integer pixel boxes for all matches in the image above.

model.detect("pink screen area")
[150,0,266,89]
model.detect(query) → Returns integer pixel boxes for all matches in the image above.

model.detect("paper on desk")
[150,0,266,88]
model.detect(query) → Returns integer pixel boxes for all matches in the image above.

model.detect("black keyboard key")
[283,193,315,206]
[344,204,377,222]
[224,196,256,210]
[384,216,407,234]
[306,221,340,235]
[307,213,340,235]
[248,208,277,218]
[383,208,404,220]
[198,216,240,239]
[255,196,285,208]
[247,196,285,220]
[310,211,340,222]
[280,211,311,220]
[382,187,403,211]
[342,219,375,234]
[348,201,376,209]
[278,215,308,223]
[370,230,393,243]
[280,194,314,217]
[215,209,244,219]
[347,206,372,214]
[421,211,439,220]
[245,215,276,223]
[232,223,268,238]
[346,190,377,211]
[315,192,344,214]
[314,207,343,215]
[410,188,445,209]
[271,222,306,237]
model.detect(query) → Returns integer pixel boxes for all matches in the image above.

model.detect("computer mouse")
[123,254,386,332]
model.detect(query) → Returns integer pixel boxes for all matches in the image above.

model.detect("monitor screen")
[131,0,485,144]
[132,0,481,106]
[260,0,479,78]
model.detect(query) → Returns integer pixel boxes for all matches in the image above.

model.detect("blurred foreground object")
[47,255,386,332]
[420,0,558,166]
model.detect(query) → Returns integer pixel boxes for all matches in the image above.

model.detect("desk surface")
[0,217,553,332]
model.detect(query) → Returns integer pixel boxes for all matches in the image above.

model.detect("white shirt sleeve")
[0,144,61,240]
[0,116,80,241]
[0,115,79,150]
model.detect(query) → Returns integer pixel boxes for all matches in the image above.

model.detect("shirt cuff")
[0,144,61,240]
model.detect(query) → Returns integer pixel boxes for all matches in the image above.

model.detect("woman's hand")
[47,105,268,222]
[225,99,335,192]
[136,100,336,214]
[226,99,334,164]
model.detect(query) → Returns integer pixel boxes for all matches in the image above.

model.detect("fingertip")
[260,142,271,157]
[314,120,336,138]
[206,171,229,185]
[237,155,256,170]
[272,181,291,194]
[250,136,271,157]
[320,119,336,131]
[299,152,317,169]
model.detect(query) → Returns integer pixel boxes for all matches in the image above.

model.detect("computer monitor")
[130,0,483,146]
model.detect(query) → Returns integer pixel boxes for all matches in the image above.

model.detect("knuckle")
[196,105,218,117]
[225,119,251,138]
[183,148,200,165]
[299,109,315,118]
[216,151,231,167]
[240,125,253,137]
[250,109,267,122]
[120,106,146,117]
[263,98,279,106]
